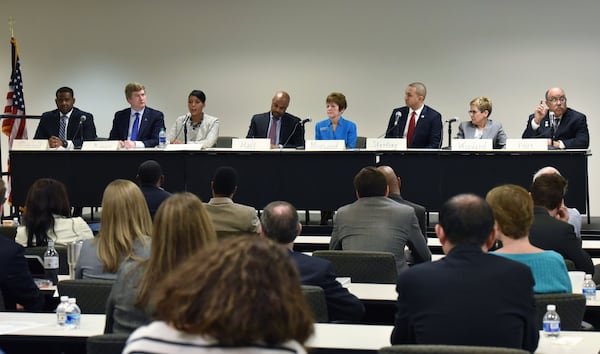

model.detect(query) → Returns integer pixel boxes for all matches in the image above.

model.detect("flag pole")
[8,16,14,37]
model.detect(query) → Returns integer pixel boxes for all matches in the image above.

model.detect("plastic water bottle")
[65,298,81,329]
[43,241,59,285]
[158,128,167,148]
[542,304,560,337]
[582,274,597,300]
[12,217,19,226]
[56,296,69,326]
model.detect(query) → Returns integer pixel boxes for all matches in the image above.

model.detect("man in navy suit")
[260,200,364,322]
[391,194,538,352]
[109,82,165,148]
[246,91,305,148]
[135,160,171,219]
[385,82,442,148]
[34,86,96,149]
[522,87,589,149]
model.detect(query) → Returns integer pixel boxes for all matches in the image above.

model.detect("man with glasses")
[522,87,589,149]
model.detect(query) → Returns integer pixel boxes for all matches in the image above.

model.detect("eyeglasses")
[468,110,480,115]
[547,97,566,104]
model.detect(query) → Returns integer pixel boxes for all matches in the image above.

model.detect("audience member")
[15,178,93,247]
[391,194,538,352]
[75,180,151,280]
[246,91,304,148]
[385,82,442,148]
[123,237,313,354]
[204,166,259,238]
[167,90,219,147]
[528,174,594,274]
[261,200,364,322]
[109,82,165,148]
[105,192,217,334]
[330,167,430,274]
[34,86,97,149]
[135,160,171,219]
[457,96,506,149]
[315,92,357,148]
[522,87,589,149]
[487,184,571,293]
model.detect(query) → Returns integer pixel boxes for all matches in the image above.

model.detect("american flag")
[2,37,28,145]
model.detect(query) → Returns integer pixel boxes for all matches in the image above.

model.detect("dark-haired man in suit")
[34,86,96,149]
[109,82,165,148]
[135,160,171,219]
[246,91,304,148]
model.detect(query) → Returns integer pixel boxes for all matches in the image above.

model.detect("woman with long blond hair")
[75,179,152,280]
[105,192,217,334]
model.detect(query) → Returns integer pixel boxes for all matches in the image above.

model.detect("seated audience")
[75,180,151,280]
[457,96,506,149]
[105,192,217,334]
[261,200,365,322]
[315,92,357,148]
[123,236,314,354]
[391,194,538,352]
[204,166,259,238]
[167,89,219,147]
[487,184,571,293]
[16,178,93,247]
[135,160,171,219]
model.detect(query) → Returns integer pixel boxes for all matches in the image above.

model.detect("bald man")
[246,91,305,148]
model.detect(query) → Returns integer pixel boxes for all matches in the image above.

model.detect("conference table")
[9,148,589,212]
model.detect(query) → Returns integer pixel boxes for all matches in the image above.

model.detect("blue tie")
[131,112,140,141]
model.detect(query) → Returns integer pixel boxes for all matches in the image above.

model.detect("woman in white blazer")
[457,96,507,149]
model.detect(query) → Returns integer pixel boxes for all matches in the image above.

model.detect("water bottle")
[158,128,167,148]
[542,304,560,337]
[43,241,59,285]
[56,295,69,326]
[12,217,19,226]
[65,298,81,329]
[582,274,597,300]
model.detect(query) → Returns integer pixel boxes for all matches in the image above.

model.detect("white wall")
[1,0,598,214]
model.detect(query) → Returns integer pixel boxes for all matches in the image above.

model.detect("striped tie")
[59,115,67,141]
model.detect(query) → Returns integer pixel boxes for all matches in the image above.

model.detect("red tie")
[268,117,279,145]
[407,111,416,146]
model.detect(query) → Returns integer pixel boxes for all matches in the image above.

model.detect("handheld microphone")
[72,115,87,149]
[379,111,401,138]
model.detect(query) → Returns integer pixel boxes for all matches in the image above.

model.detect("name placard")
[505,139,548,151]
[81,141,120,151]
[366,138,407,151]
[164,143,204,151]
[452,139,493,151]
[305,140,346,151]
[231,138,271,151]
[11,139,48,151]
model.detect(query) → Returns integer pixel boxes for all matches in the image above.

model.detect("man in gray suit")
[330,167,431,274]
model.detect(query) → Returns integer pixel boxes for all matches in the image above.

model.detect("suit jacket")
[385,105,442,148]
[109,106,165,147]
[457,119,507,149]
[391,244,538,353]
[289,251,365,322]
[204,197,260,238]
[0,237,45,311]
[330,196,431,274]
[34,107,97,144]
[246,112,305,147]
[139,185,171,219]
[529,206,594,274]
[388,193,427,238]
[521,108,589,149]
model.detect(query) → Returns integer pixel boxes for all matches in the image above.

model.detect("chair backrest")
[356,136,367,149]
[57,279,114,314]
[0,225,17,240]
[24,245,69,275]
[216,136,236,148]
[87,333,129,354]
[533,293,586,331]
[379,345,529,354]
[563,259,576,271]
[302,285,329,323]
[312,250,398,284]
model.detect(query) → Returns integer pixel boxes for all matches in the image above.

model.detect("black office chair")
[302,285,329,323]
[533,293,586,331]
[355,136,367,149]
[216,136,236,148]
[24,245,69,275]
[312,250,398,284]
[57,279,114,314]
[87,333,129,354]
[379,345,529,354]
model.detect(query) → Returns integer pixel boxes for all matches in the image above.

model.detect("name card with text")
[366,138,407,151]
[305,140,346,151]
[231,138,271,151]
[81,141,120,151]
[452,139,493,151]
[505,139,548,151]
[10,139,48,151]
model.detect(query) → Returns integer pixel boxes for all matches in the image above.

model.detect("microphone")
[282,117,311,148]
[300,118,312,125]
[379,111,402,138]
[173,114,191,144]
[442,117,458,150]
[72,115,87,149]
[549,111,555,143]
[446,118,457,124]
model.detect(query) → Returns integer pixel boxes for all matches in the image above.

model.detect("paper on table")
[0,321,46,335]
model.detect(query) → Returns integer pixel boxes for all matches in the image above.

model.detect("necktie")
[131,112,140,141]
[407,111,416,146]
[59,115,67,141]
[268,117,279,145]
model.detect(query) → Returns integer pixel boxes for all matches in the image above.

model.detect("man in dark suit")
[528,173,594,274]
[522,87,589,149]
[246,91,305,148]
[34,86,96,149]
[135,160,171,219]
[109,82,165,148]
[261,200,364,322]
[384,82,442,148]
[391,194,538,353]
